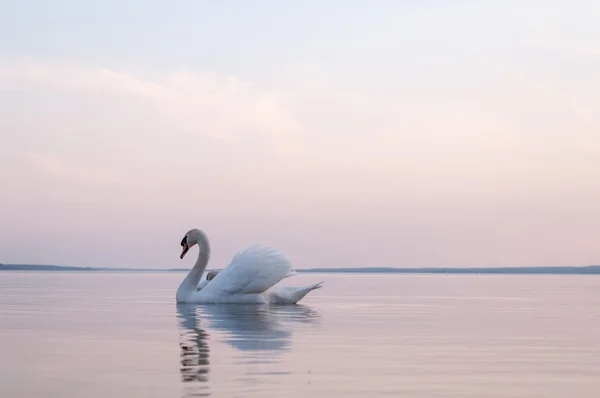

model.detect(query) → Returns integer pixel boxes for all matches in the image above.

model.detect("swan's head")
[179,228,205,259]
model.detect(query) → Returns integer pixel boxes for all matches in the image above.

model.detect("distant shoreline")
[1,263,599,275]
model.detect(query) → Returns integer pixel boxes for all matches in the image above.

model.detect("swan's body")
[196,271,324,304]
[176,228,323,304]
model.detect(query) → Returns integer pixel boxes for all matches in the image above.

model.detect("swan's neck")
[176,232,211,301]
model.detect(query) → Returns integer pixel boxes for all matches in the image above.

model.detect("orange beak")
[180,243,189,259]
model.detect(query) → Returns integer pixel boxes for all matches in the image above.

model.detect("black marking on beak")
[180,235,189,259]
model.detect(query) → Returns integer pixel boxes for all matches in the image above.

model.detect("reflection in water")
[177,305,211,397]
[200,304,321,352]
[176,304,321,396]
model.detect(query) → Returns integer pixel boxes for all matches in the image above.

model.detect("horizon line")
[1,263,600,274]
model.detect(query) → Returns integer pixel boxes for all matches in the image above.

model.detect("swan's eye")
[180,236,188,247]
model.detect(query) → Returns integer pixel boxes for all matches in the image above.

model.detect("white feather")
[204,245,293,295]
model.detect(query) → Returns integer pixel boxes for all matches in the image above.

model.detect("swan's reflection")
[200,304,320,352]
[176,304,321,396]
[177,304,211,397]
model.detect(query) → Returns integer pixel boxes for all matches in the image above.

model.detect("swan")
[176,228,323,304]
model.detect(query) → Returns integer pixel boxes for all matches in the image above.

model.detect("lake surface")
[1,272,599,397]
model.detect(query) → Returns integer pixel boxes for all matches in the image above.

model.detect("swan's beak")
[180,243,189,259]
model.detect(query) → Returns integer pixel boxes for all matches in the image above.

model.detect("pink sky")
[1,2,599,268]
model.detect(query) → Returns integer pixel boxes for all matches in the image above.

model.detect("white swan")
[176,228,323,304]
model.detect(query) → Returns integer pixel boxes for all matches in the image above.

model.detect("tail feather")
[269,281,323,304]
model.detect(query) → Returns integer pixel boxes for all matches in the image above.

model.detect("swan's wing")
[205,245,293,295]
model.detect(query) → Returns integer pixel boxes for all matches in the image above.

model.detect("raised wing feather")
[203,245,293,295]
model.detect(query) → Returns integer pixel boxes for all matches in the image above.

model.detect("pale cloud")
[0,59,304,153]
[527,37,600,58]
[0,59,312,268]
[22,151,119,185]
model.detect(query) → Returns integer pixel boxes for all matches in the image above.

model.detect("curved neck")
[176,232,211,300]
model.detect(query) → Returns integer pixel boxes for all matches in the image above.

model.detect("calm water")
[1,272,599,397]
